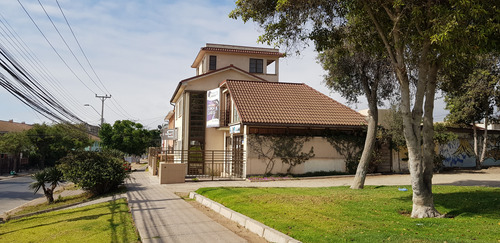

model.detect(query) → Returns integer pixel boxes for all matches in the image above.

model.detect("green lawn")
[197,186,500,243]
[0,198,139,243]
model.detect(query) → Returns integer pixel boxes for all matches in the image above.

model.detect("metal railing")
[152,149,245,180]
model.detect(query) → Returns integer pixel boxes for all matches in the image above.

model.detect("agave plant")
[29,167,64,204]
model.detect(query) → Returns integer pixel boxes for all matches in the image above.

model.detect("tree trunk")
[410,63,441,218]
[479,116,488,166]
[473,122,480,169]
[351,105,378,189]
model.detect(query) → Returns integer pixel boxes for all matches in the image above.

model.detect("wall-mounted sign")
[166,129,177,140]
[230,124,241,134]
[206,88,220,128]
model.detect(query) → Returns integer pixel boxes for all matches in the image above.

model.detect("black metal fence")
[156,149,245,180]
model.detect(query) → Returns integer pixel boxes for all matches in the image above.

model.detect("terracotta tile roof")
[0,120,32,133]
[201,47,284,57]
[170,65,268,103]
[224,80,367,127]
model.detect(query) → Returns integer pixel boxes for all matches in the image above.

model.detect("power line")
[17,0,96,94]
[55,0,137,120]
[0,13,96,122]
[37,0,106,95]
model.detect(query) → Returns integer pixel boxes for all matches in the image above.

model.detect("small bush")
[58,151,129,195]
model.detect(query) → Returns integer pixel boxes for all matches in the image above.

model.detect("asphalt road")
[0,176,43,215]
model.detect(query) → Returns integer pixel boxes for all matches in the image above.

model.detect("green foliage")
[0,198,138,243]
[29,167,64,204]
[0,131,31,172]
[58,151,129,195]
[444,55,500,126]
[273,136,315,174]
[324,130,365,174]
[26,123,92,168]
[0,131,30,155]
[99,120,157,156]
[197,186,500,242]
[248,135,315,175]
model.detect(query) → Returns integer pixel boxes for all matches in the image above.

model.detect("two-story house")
[169,43,366,178]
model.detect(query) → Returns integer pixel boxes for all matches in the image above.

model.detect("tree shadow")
[396,188,500,218]
[433,190,500,218]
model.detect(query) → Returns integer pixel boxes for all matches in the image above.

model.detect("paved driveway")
[159,167,500,194]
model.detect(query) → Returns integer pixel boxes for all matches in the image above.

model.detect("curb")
[189,192,301,243]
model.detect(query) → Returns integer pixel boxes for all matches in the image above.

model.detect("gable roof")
[223,80,367,128]
[0,120,32,134]
[192,43,284,68]
[170,65,269,103]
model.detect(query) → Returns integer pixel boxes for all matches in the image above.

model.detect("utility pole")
[95,94,111,126]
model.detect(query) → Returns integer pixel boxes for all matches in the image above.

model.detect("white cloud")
[0,0,447,128]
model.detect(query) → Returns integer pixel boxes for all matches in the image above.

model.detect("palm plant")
[29,167,64,204]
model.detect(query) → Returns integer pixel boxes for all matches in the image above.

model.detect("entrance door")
[232,136,244,177]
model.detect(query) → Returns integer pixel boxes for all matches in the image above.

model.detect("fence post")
[211,151,214,181]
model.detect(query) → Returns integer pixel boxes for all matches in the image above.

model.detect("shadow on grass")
[0,200,129,237]
[396,189,500,218]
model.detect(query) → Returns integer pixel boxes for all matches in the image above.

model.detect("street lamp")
[84,104,101,126]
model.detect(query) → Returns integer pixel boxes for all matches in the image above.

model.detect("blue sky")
[0,0,447,128]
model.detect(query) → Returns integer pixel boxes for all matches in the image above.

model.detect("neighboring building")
[361,109,500,172]
[168,43,367,178]
[160,110,175,153]
[0,120,32,174]
[0,119,32,135]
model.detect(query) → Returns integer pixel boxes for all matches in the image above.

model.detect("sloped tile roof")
[201,47,284,57]
[224,80,367,127]
[0,120,32,133]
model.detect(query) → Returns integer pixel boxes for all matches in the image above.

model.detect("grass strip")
[0,198,138,243]
[197,185,500,243]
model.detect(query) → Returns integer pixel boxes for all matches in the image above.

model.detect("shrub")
[29,167,64,204]
[58,151,129,195]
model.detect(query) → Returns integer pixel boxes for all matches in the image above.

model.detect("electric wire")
[37,0,106,95]
[0,43,84,123]
[17,0,96,94]
[55,0,137,120]
[0,14,96,122]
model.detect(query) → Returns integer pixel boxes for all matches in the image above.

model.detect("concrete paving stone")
[218,205,234,219]
[263,227,294,243]
[230,211,247,227]
[209,201,222,213]
[125,170,246,242]
[201,197,212,207]
[244,218,266,237]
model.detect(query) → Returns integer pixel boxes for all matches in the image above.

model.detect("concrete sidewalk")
[125,169,246,243]
[160,167,500,195]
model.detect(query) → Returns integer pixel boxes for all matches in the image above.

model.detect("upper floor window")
[232,100,240,123]
[209,55,217,70]
[249,58,263,73]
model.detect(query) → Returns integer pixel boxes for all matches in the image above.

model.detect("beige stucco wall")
[205,128,225,151]
[245,136,346,175]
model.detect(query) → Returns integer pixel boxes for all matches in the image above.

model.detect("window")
[249,58,263,73]
[176,97,183,118]
[232,100,240,123]
[209,55,217,70]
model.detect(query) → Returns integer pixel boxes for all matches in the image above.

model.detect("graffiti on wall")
[440,135,500,167]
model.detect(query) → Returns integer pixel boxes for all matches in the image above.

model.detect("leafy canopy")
[99,120,158,156]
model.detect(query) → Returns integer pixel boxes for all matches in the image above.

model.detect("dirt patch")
[180,194,268,243]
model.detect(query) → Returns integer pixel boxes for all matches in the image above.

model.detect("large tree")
[0,131,30,172]
[443,55,500,168]
[99,120,155,157]
[27,123,91,168]
[317,27,396,189]
[231,0,499,218]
